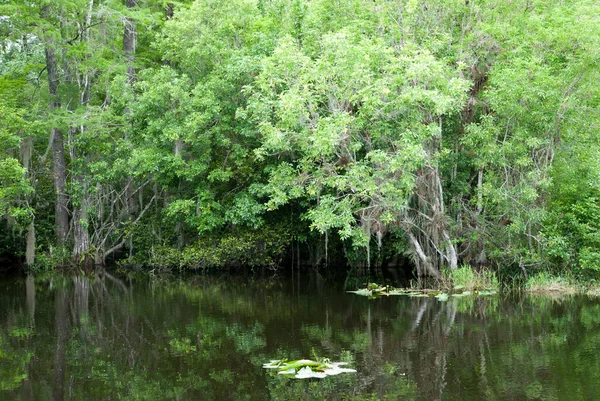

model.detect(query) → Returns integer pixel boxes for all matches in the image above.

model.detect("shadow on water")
[0,271,598,400]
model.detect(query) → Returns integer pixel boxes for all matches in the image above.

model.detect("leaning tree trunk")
[404,125,458,278]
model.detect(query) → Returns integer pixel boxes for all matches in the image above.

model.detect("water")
[0,272,598,400]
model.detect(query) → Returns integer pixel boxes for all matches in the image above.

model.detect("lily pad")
[277,368,296,375]
[388,289,409,295]
[435,293,449,302]
[347,283,499,300]
[263,359,357,379]
[263,360,284,369]
[323,366,357,375]
[347,289,373,297]
[295,366,328,379]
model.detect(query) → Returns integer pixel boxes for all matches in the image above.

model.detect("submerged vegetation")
[1,0,600,288]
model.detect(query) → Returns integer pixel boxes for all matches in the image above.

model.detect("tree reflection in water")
[0,274,597,400]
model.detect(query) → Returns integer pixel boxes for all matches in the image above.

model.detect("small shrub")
[144,224,292,270]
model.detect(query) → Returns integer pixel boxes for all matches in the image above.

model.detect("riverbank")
[523,272,600,296]
[347,267,600,298]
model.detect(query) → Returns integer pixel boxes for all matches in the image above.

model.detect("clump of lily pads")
[348,283,496,301]
[263,359,357,379]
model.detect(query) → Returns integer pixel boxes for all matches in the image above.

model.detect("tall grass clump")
[446,265,499,291]
[525,271,579,293]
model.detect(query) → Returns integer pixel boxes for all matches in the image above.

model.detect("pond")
[0,271,598,400]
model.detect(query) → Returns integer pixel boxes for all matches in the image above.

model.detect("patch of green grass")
[445,265,499,291]
[524,272,579,294]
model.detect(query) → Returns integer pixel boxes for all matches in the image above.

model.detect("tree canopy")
[1,0,599,280]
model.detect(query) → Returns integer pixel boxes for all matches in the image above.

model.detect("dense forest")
[1,0,599,281]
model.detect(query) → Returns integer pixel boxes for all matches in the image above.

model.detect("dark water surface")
[0,272,598,400]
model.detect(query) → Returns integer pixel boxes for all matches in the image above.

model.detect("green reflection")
[1,275,600,400]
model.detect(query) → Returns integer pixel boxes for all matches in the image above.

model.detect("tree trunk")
[26,274,35,320]
[71,0,95,270]
[46,43,69,244]
[123,0,138,217]
[408,232,441,279]
[25,221,36,267]
[123,0,138,85]
[21,137,36,267]
[53,287,69,401]
[52,127,69,245]
[42,4,69,245]
[403,132,457,277]
[73,195,92,269]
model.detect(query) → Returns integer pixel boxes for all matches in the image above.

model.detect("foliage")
[0,105,32,220]
[525,271,579,294]
[144,224,292,270]
[1,0,599,282]
[447,265,499,292]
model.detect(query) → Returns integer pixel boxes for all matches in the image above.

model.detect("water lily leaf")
[295,366,327,379]
[478,290,497,296]
[264,358,357,379]
[281,359,321,370]
[435,293,449,301]
[454,285,465,290]
[324,366,357,375]
[347,289,372,297]
[263,360,283,369]
[452,291,472,298]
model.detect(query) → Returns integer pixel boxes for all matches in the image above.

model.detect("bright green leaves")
[245,27,468,250]
[1,0,598,273]
[128,67,211,183]
[458,0,600,271]
[157,0,276,79]
[0,106,32,219]
[305,195,359,241]
[0,158,30,218]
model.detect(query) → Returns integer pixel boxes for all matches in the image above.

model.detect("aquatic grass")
[445,265,499,292]
[525,272,579,294]
[524,271,600,296]
[347,277,497,302]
